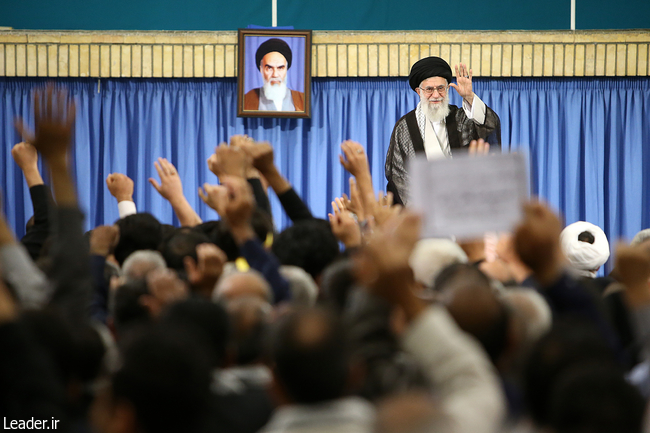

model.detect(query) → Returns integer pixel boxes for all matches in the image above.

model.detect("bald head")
[214,270,272,303]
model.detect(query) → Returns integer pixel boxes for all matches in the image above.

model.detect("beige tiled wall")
[1,30,648,78]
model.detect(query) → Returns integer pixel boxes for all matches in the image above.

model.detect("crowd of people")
[2,84,650,433]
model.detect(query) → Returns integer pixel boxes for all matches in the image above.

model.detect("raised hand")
[198,183,228,213]
[341,177,365,221]
[184,243,228,295]
[514,201,565,286]
[328,198,361,248]
[106,173,134,202]
[149,158,202,226]
[354,210,426,321]
[245,141,276,176]
[149,158,184,203]
[15,86,76,205]
[449,63,474,105]
[207,143,251,179]
[12,142,43,187]
[199,176,255,242]
[615,243,650,307]
[11,142,38,172]
[371,191,402,228]
[15,85,75,165]
[339,140,370,179]
[229,135,264,178]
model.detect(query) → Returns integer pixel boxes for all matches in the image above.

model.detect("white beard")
[262,79,288,110]
[420,92,450,123]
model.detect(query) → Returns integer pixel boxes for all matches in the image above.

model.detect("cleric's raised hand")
[449,63,474,105]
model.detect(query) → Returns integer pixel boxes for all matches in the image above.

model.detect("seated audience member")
[318,259,357,315]
[159,229,226,298]
[200,176,291,303]
[121,250,167,282]
[0,279,68,431]
[501,289,552,346]
[631,228,650,247]
[262,307,375,433]
[523,319,620,429]
[556,220,636,366]
[272,219,340,285]
[217,297,276,433]
[513,203,621,352]
[548,363,645,433]
[195,220,241,261]
[111,269,188,339]
[113,213,164,267]
[560,221,610,278]
[261,211,505,433]
[434,263,512,366]
[91,325,211,433]
[344,289,430,402]
[111,278,152,338]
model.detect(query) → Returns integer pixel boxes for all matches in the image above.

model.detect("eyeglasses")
[418,85,448,96]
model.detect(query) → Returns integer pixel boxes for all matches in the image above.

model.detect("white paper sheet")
[409,152,528,239]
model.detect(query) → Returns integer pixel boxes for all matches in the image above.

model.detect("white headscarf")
[560,221,610,278]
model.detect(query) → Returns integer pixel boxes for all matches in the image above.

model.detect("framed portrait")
[237,29,312,118]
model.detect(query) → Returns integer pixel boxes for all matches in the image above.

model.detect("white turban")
[560,221,610,278]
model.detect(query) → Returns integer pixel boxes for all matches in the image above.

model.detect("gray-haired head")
[122,250,167,281]
[631,229,650,247]
[279,265,319,307]
[213,264,273,304]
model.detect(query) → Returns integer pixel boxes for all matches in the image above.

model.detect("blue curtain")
[1,77,649,273]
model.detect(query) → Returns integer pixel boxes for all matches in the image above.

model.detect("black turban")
[408,56,453,91]
[255,38,292,70]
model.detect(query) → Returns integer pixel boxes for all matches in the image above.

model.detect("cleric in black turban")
[385,55,501,206]
[255,38,293,70]
[244,38,304,111]
[408,56,453,91]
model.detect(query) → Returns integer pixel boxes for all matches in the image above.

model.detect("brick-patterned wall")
[1,30,648,78]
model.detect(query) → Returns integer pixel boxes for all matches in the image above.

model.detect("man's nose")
[271,68,279,77]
